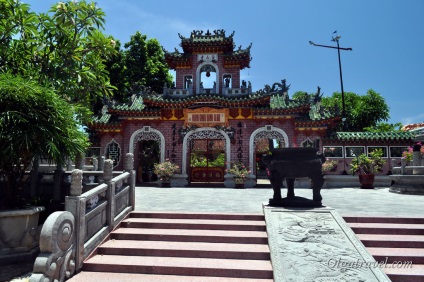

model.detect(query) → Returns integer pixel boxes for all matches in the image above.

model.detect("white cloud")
[401,113,424,125]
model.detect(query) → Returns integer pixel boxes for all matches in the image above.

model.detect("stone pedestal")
[389,175,424,195]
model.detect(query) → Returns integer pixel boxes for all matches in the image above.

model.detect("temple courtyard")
[4,184,423,281]
[135,184,424,217]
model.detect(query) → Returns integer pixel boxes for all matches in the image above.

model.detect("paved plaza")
[4,185,423,281]
[135,185,424,217]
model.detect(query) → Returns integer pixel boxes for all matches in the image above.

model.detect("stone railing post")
[75,153,85,170]
[65,169,85,271]
[70,169,83,196]
[98,156,105,171]
[103,159,114,228]
[92,157,98,171]
[124,153,134,172]
[400,157,407,175]
[124,153,136,210]
[103,159,114,183]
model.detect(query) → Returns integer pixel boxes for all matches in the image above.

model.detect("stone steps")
[68,272,273,282]
[111,228,269,244]
[68,212,273,281]
[121,217,266,231]
[97,240,271,260]
[345,216,424,282]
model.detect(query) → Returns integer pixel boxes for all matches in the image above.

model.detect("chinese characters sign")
[184,107,229,127]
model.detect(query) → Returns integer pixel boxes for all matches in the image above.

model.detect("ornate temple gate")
[190,138,226,182]
[251,127,287,180]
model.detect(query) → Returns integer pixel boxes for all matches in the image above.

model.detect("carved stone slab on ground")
[263,205,390,282]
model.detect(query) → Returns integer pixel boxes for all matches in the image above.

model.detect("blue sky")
[25,0,424,125]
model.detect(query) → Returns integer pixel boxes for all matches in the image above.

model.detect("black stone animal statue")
[263,140,325,207]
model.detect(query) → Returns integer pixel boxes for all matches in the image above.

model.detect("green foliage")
[348,149,386,175]
[115,31,172,96]
[0,73,89,209]
[190,152,225,167]
[209,153,225,167]
[103,39,126,109]
[190,152,207,167]
[0,0,117,123]
[292,91,312,104]
[363,122,403,132]
[321,89,390,132]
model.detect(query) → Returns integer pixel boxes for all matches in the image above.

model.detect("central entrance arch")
[249,126,289,179]
[182,128,231,183]
[190,138,225,182]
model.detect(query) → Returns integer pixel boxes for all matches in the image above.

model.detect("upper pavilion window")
[223,74,232,88]
[200,65,216,89]
[184,75,193,89]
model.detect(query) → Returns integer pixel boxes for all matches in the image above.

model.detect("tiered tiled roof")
[164,29,251,70]
[142,93,270,108]
[330,131,417,141]
[179,29,235,53]
[163,49,192,69]
[90,78,341,131]
[111,96,145,111]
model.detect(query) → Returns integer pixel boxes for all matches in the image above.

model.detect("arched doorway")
[138,140,160,182]
[182,128,231,183]
[249,126,289,180]
[129,127,165,183]
[190,139,225,182]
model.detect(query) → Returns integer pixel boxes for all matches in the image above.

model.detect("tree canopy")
[0,0,116,123]
[104,31,173,103]
[0,73,89,209]
[363,122,403,132]
[320,89,390,132]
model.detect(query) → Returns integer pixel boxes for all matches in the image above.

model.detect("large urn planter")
[359,174,375,189]
[0,206,45,265]
[349,149,385,190]
[161,181,171,188]
[233,177,245,189]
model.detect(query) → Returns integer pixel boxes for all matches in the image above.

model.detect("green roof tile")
[334,131,416,141]
[92,113,111,124]
[270,94,304,109]
[111,96,145,111]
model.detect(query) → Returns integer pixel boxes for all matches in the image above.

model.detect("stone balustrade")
[389,144,424,194]
[30,153,135,281]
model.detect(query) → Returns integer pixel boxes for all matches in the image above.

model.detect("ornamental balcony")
[163,84,253,98]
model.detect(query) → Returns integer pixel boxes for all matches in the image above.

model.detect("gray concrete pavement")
[135,186,424,217]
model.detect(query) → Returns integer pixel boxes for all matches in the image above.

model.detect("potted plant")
[402,146,414,165]
[348,149,386,189]
[153,159,180,187]
[402,142,424,165]
[228,162,251,188]
[0,73,88,262]
[322,159,339,174]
